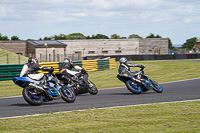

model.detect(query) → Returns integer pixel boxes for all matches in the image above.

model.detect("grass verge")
[0,60,200,98]
[0,100,199,133]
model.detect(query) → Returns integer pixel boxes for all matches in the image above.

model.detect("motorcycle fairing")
[117,74,132,83]
[28,74,44,80]
[46,82,59,97]
[13,77,40,88]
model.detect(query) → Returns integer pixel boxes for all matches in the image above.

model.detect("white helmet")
[64,58,71,63]
[119,57,127,63]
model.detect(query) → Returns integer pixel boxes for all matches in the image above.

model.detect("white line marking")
[0,99,200,119]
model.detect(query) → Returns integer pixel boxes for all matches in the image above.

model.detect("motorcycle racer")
[20,57,53,77]
[20,57,54,88]
[118,57,145,83]
[59,58,86,83]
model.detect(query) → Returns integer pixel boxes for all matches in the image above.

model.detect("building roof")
[27,40,67,46]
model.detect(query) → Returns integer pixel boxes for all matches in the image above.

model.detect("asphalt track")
[0,78,200,119]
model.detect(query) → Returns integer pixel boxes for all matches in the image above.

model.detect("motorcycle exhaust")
[29,83,45,92]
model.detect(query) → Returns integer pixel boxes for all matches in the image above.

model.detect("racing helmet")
[119,57,127,64]
[64,58,71,63]
[28,57,38,64]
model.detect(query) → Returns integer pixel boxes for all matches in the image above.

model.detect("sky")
[0,0,200,45]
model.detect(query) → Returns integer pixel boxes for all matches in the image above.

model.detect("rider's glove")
[50,67,54,73]
[81,68,86,74]
[140,65,145,68]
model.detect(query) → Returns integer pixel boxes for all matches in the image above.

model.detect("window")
[115,50,122,53]
[149,50,153,54]
[154,48,161,54]
[88,51,95,54]
[102,51,108,54]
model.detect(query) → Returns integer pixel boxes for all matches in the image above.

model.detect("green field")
[0,100,199,133]
[0,60,200,98]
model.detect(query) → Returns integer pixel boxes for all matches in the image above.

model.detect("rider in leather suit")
[59,58,86,84]
[20,57,53,88]
[20,57,52,77]
[118,57,145,83]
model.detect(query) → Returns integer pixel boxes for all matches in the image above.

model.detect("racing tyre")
[87,80,98,95]
[22,86,43,106]
[60,87,76,103]
[151,80,163,93]
[125,80,142,94]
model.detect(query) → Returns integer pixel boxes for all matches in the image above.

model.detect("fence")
[0,58,116,81]
[0,53,27,64]
[36,53,82,63]
[85,54,200,61]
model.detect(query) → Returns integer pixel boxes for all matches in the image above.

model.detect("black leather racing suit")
[60,62,83,83]
[118,61,142,78]
[21,63,53,86]
[21,63,50,77]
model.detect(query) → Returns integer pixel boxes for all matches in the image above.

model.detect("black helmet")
[119,57,127,64]
[28,57,38,64]
[64,58,71,63]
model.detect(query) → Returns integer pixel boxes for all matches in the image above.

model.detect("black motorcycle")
[56,70,98,95]
[117,66,163,94]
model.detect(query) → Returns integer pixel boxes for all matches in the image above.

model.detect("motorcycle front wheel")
[60,87,76,103]
[151,80,163,93]
[22,86,43,106]
[87,80,98,95]
[125,80,142,94]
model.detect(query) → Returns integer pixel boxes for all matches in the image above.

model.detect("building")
[194,42,200,53]
[0,38,168,61]
[27,40,67,62]
[0,40,35,57]
[60,38,169,58]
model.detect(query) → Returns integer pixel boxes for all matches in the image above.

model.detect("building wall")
[139,38,168,54]
[35,46,65,62]
[60,38,168,57]
[0,41,27,56]
[60,39,140,57]
[195,42,200,53]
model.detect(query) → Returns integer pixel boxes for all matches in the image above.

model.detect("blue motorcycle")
[117,67,163,94]
[13,69,76,106]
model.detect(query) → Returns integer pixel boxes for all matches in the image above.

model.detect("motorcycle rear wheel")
[125,80,142,94]
[22,86,43,106]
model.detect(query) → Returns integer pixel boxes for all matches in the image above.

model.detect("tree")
[0,33,9,40]
[90,34,109,39]
[182,37,197,50]
[111,34,121,39]
[67,33,86,39]
[11,35,20,40]
[168,38,176,51]
[43,37,52,40]
[146,33,162,38]
[128,34,142,38]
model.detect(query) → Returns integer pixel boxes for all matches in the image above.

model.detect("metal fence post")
[18,54,20,64]
[7,54,9,64]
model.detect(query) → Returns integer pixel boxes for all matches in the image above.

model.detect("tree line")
[0,32,198,51]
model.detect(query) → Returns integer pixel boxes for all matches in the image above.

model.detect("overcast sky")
[0,0,199,45]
